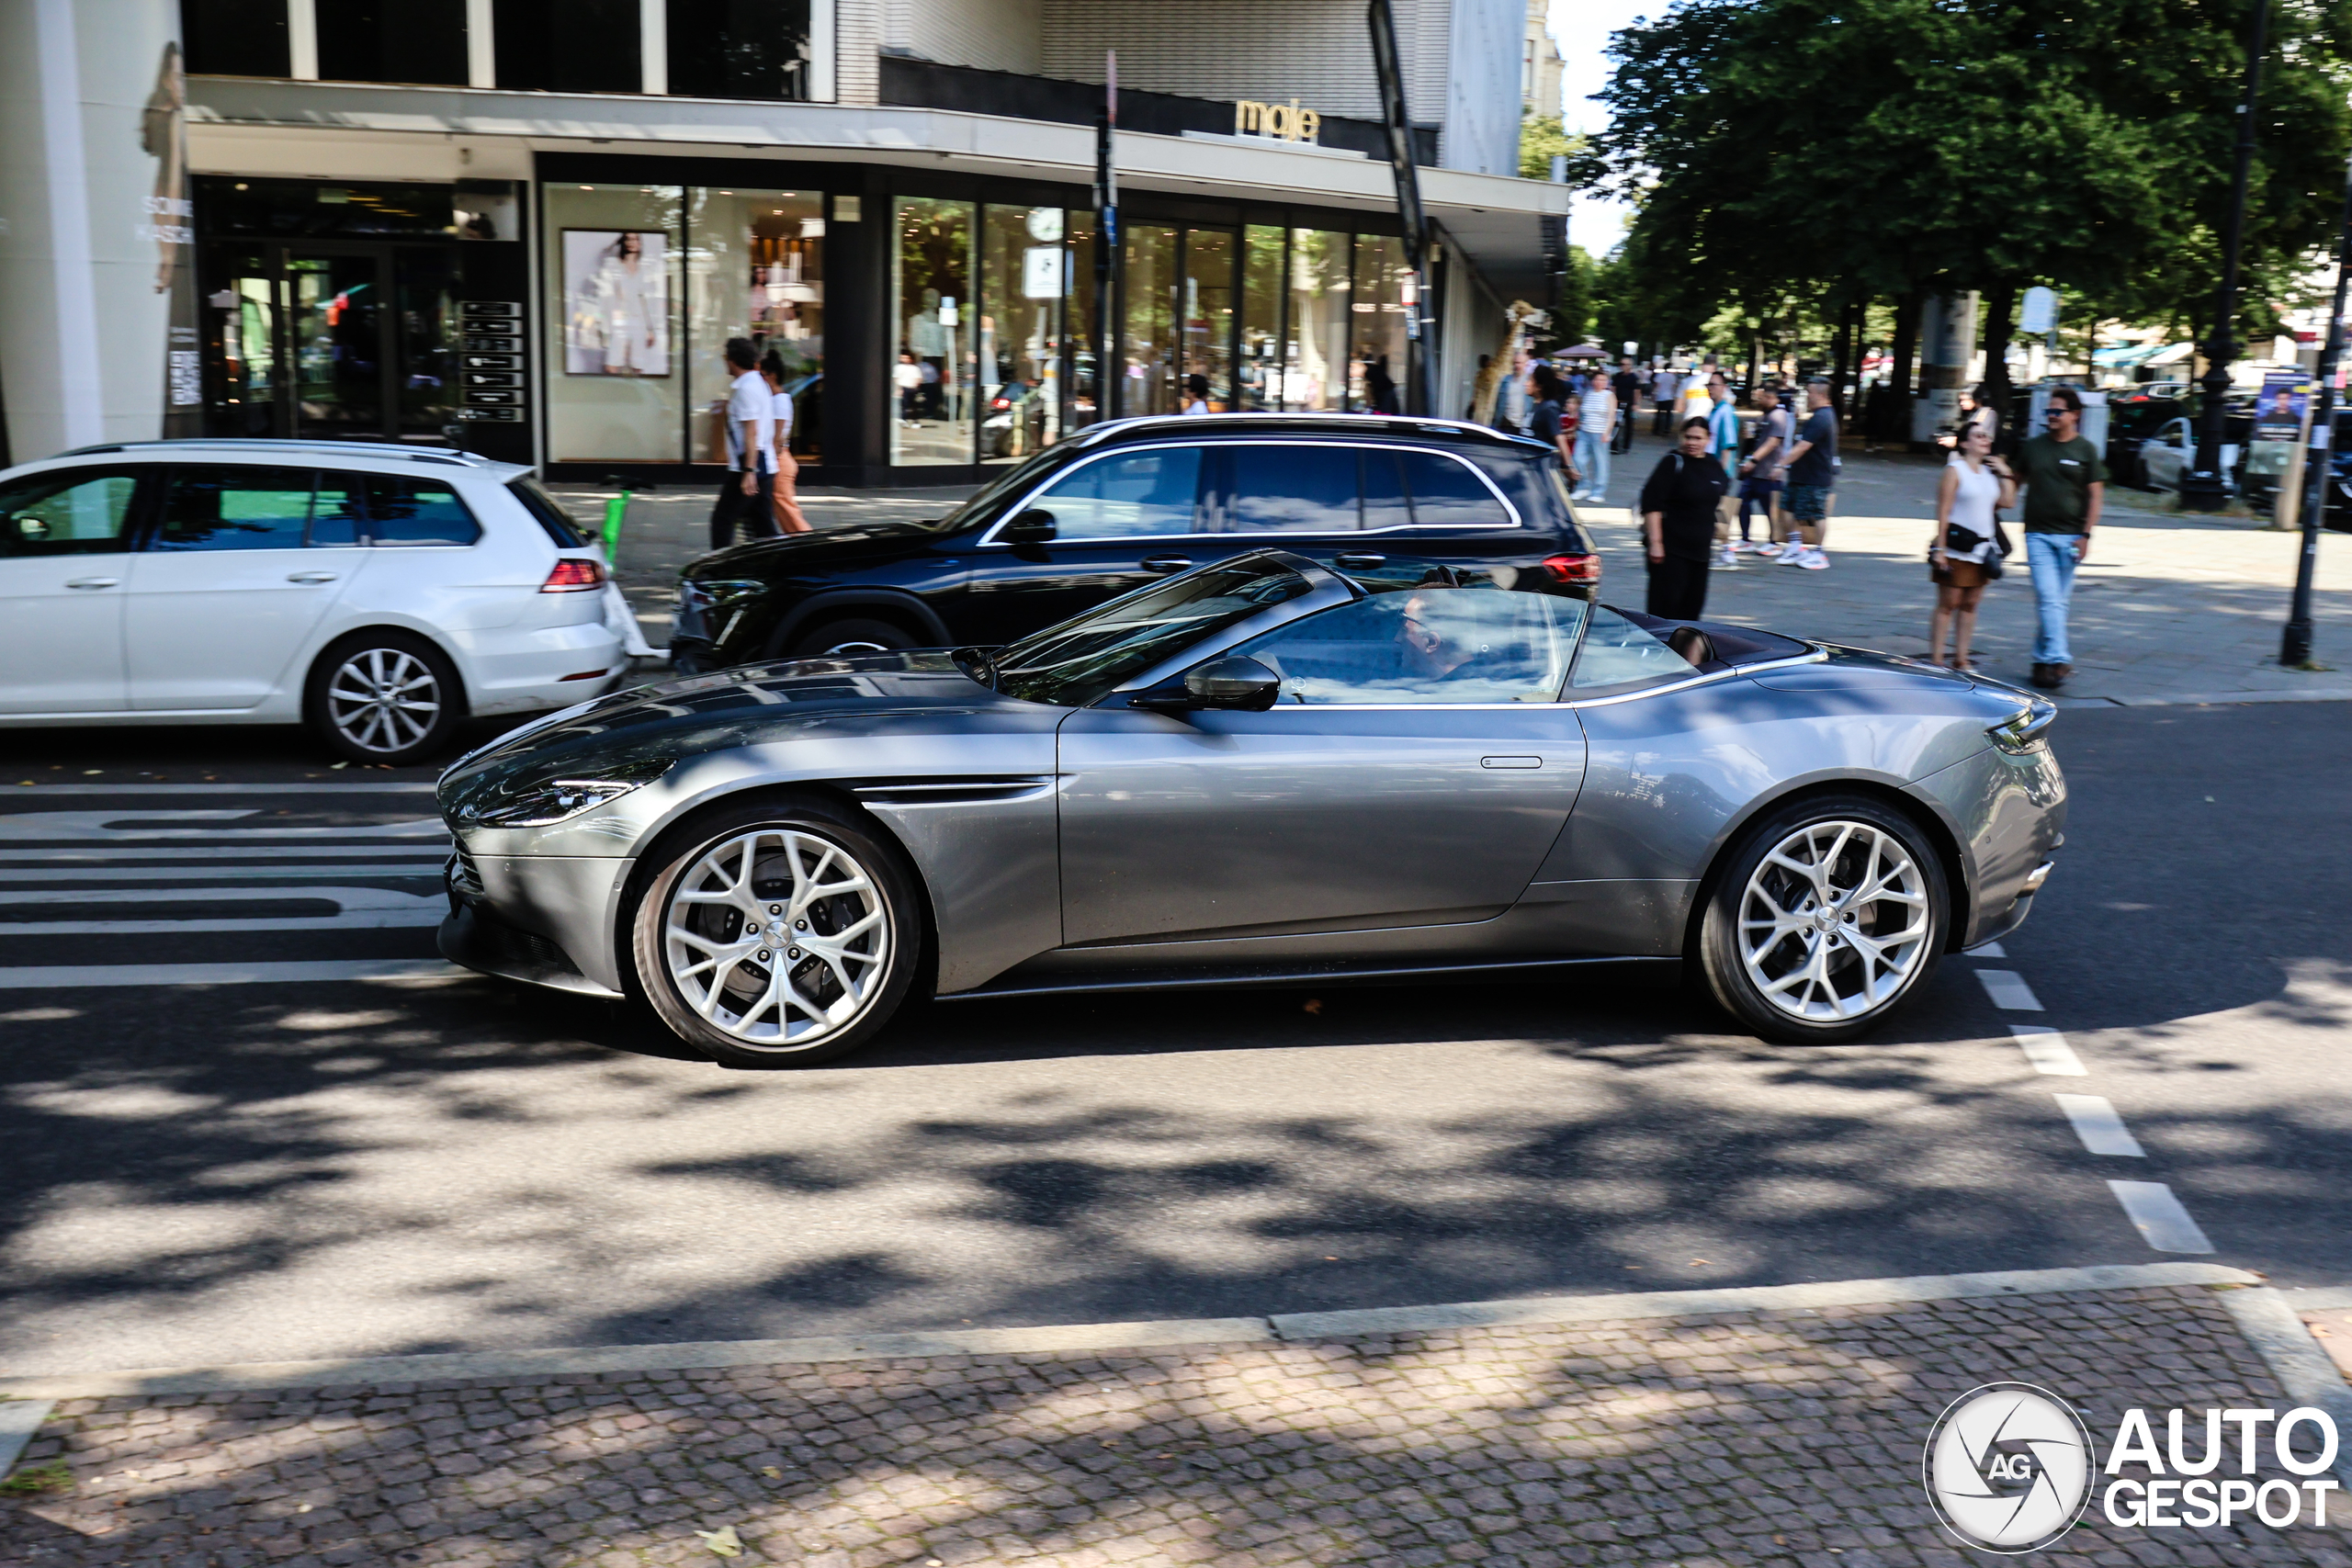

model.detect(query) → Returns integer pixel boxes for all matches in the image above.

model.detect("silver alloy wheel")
[1737,819,1930,1022]
[661,827,891,1050]
[325,647,443,756]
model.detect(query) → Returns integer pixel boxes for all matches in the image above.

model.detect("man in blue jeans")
[2011,385,2105,689]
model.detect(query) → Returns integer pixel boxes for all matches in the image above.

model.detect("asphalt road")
[1,701,2346,1379]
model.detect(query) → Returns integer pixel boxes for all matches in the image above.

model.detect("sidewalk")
[559,437,2352,708]
[6,1266,2351,1567]
[1579,435,2352,707]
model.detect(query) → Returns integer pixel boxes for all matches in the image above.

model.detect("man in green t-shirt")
[2010,386,2106,689]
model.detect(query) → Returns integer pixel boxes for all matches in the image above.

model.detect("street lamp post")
[2182,0,2273,512]
[2281,145,2352,666]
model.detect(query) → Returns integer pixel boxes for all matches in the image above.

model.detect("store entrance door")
[202,242,458,443]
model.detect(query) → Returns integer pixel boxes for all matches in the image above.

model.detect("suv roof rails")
[48,438,492,468]
[1071,412,1543,451]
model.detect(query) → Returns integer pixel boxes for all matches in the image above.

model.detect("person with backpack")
[1641,417,1731,619]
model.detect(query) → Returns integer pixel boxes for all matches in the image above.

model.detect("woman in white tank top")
[1928,421,2016,671]
[760,351,811,534]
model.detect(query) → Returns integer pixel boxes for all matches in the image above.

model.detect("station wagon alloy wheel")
[1738,820,1929,1021]
[652,821,897,1056]
[1698,795,1948,1043]
[326,647,443,757]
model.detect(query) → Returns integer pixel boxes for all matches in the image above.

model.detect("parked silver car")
[436,550,2064,1066]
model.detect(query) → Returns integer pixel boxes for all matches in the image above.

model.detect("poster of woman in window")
[563,231,670,376]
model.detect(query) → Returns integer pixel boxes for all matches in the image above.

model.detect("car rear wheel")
[629,798,921,1068]
[304,630,465,766]
[1697,795,1948,1043]
[788,616,918,659]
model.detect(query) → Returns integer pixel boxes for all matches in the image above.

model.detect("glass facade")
[688,187,826,462]
[1284,230,1353,412]
[979,205,1069,464]
[544,184,684,462]
[891,197,975,466]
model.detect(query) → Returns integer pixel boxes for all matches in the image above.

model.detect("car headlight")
[469,757,674,828]
[1988,697,2057,756]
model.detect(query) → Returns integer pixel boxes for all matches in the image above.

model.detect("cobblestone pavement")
[554,434,2350,706]
[7,1284,2350,1567]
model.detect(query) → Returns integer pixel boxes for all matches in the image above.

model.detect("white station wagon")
[0,439,629,765]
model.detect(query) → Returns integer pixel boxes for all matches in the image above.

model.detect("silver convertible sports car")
[436,550,2064,1067]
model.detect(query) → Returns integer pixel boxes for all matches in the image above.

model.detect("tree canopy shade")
[1577,0,2352,351]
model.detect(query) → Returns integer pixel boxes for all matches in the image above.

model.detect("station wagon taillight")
[1540,552,1601,585]
[540,558,605,592]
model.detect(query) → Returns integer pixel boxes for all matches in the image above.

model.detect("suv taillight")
[1540,552,1601,585]
[541,558,605,592]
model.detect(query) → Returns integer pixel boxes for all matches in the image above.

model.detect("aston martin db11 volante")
[437,549,2064,1067]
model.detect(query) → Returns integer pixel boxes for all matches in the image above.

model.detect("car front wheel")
[304,630,465,766]
[629,798,921,1068]
[1697,795,1948,1043]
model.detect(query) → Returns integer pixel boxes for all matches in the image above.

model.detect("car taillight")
[1540,552,1601,585]
[541,558,605,592]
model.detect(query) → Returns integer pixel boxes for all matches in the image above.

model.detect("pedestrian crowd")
[1489,348,2098,689]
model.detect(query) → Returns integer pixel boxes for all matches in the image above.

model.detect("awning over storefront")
[183,77,1573,301]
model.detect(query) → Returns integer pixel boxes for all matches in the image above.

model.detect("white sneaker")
[1753,541,1783,558]
[1778,545,1811,565]
[1797,548,1829,570]
[1717,545,1738,568]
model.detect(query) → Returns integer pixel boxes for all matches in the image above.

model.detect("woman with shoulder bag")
[1928,420,2016,671]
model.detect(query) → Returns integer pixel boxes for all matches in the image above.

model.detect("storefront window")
[1284,229,1352,412]
[1122,223,1178,419]
[1352,234,1410,415]
[206,252,279,437]
[688,188,825,464]
[892,197,975,466]
[1065,212,1100,432]
[979,206,1069,464]
[1182,231,1236,413]
[1239,224,1284,412]
[545,184,684,462]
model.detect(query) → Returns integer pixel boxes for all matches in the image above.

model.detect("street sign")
[2020,287,2058,335]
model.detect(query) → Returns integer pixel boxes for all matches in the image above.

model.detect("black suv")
[669,413,1600,670]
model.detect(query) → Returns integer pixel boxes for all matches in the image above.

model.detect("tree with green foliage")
[1577,0,2352,382]
[1519,111,1582,182]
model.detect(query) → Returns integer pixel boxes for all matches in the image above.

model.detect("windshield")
[934,444,1081,531]
[993,556,1317,707]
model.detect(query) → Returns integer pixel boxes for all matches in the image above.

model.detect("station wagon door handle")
[1480,755,1543,769]
[286,570,341,583]
[1140,554,1194,573]
[63,577,119,590]
[1336,552,1386,570]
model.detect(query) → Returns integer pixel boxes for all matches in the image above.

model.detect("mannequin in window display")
[593,232,663,375]
[908,288,949,420]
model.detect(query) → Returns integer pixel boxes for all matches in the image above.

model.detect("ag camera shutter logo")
[1922,1382,2094,1552]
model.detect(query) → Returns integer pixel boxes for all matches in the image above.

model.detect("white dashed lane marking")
[1975,968,2044,1011]
[2009,1025,2087,1076]
[2053,1094,2147,1157]
[2108,1179,2219,1254]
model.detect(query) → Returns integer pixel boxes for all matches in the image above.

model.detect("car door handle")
[1481,755,1543,769]
[1140,554,1194,573]
[63,577,119,590]
[1335,552,1387,570]
[285,570,340,583]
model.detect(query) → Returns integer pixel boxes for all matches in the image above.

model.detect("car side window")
[1230,586,1587,705]
[1402,451,1515,528]
[1027,447,1203,538]
[1568,605,1703,694]
[1224,445,1361,533]
[366,477,482,547]
[0,469,141,558]
[152,467,314,552]
[311,471,368,547]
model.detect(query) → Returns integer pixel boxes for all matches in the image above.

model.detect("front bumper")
[439,851,628,998]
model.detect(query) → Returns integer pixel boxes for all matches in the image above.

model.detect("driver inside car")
[1396,590,1493,683]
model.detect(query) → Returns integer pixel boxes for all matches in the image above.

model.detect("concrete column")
[0,0,186,463]
[1910,289,1979,444]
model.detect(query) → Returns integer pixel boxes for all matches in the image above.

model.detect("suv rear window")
[506,477,592,547]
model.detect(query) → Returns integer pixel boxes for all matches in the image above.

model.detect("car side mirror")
[1128,656,1283,715]
[1000,508,1057,544]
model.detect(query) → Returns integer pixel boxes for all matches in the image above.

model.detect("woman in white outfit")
[594,233,661,375]
[1928,420,2016,671]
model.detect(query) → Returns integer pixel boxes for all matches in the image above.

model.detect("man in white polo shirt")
[709,336,776,550]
